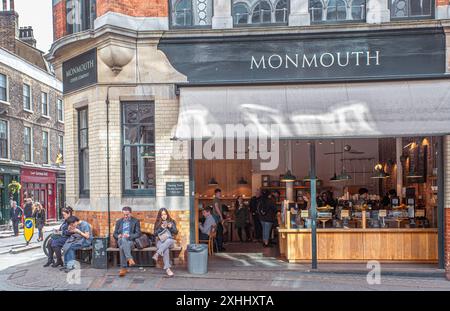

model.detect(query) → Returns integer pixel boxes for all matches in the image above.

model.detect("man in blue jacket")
[113,206,141,277]
[9,201,23,236]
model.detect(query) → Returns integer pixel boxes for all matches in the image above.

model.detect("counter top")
[278,228,438,233]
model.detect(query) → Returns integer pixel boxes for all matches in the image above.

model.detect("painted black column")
[310,141,318,269]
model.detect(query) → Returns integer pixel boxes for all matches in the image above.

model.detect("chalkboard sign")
[92,237,108,269]
[166,182,185,196]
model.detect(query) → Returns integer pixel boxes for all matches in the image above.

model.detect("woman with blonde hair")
[32,202,46,242]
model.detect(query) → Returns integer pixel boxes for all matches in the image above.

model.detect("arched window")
[326,0,347,21]
[391,0,432,18]
[233,3,250,25]
[275,0,288,23]
[350,0,366,20]
[173,0,192,26]
[252,1,272,24]
[309,0,324,22]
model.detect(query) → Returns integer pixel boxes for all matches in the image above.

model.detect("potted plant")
[8,180,21,195]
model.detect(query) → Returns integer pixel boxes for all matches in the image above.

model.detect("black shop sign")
[166,182,185,197]
[63,49,98,94]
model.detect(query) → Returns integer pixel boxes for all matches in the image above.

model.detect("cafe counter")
[277,227,438,263]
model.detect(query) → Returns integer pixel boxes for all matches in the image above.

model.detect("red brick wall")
[446,208,450,280]
[73,210,190,261]
[53,0,168,41]
[437,0,450,6]
[53,0,66,41]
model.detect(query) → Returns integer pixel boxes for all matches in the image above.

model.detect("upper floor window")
[57,99,64,122]
[23,83,32,111]
[170,0,213,28]
[42,131,49,164]
[24,127,32,162]
[66,0,97,34]
[309,0,366,23]
[390,0,433,19]
[0,120,8,159]
[41,92,49,117]
[0,74,8,102]
[233,0,289,26]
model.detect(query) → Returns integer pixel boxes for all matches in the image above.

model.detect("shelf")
[261,186,308,190]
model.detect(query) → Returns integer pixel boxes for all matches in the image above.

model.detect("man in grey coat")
[113,206,141,277]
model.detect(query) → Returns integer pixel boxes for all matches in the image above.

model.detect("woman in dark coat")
[32,202,46,242]
[153,208,178,277]
[43,207,74,267]
[234,196,251,242]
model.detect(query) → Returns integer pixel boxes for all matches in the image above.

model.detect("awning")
[175,79,450,139]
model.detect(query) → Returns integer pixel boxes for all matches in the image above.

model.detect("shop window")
[170,0,212,28]
[309,0,366,23]
[233,3,250,25]
[252,1,272,24]
[122,102,156,196]
[24,126,32,162]
[390,0,433,19]
[275,0,288,23]
[0,120,8,159]
[42,131,49,164]
[57,99,64,122]
[41,92,49,117]
[78,108,89,196]
[0,73,7,102]
[66,0,96,35]
[23,83,32,111]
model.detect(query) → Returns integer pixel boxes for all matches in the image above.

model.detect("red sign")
[21,168,56,183]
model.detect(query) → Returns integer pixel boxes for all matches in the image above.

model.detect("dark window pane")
[0,74,7,101]
[275,0,288,23]
[139,104,154,123]
[80,129,88,149]
[124,104,139,123]
[233,3,249,24]
[123,125,140,144]
[141,125,154,144]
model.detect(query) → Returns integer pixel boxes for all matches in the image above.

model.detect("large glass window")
[122,102,156,196]
[23,84,32,111]
[24,127,32,162]
[0,120,8,159]
[233,3,250,25]
[42,131,49,164]
[275,0,288,23]
[78,108,89,196]
[66,0,96,34]
[41,92,48,117]
[0,74,7,102]
[390,0,433,19]
[309,0,366,23]
[170,0,213,28]
[252,1,272,24]
[233,0,289,26]
[57,99,64,122]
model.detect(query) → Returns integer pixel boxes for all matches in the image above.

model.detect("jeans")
[261,221,273,243]
[12,220,19,236]
[37,224,44,240]
[216,223,224,250]
[64,241,91,269]
[156,238,175,270]
[252,215,262,240]
[118,237,135,268]
[237,224,251,242]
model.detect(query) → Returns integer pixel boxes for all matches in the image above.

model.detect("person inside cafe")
[249,189,262,241]
[234,196,251,242]
[198,206,217,241]
[113,206,141,277]
[382,189,398,207]
[212,188,225,251]
[257,190,277,248]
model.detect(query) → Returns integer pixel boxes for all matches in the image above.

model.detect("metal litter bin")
[187,244,208,274]
[92,237,109,269]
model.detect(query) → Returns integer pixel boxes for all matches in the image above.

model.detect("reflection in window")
[233,3,250,24]
[309,0,366,23]
[252,1,272,24]
[390,0,432,19]
[66,0,96,34]
[122,102,156,195]
[275,0,288,23]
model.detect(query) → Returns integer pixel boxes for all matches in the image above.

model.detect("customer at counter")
[249,189,262,241]
[199,207,217,240]
[258,190,277,248]
[317,191,337,208]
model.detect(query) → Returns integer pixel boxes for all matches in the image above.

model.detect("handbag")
[158,229,171,242]
[134,234,151,249]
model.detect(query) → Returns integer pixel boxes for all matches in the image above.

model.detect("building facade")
[0,0,64,224]
[49,0,450,276]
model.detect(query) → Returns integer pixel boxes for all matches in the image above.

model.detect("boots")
[52,247,64,267]
[43,258,54,267]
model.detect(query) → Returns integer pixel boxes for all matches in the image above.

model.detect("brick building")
[48,0,450,275]
[0,0,64,224]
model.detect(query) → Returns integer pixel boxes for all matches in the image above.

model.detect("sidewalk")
[0,223,61,239]
[0,242,449,291]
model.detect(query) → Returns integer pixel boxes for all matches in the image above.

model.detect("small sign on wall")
[166,182,185,197]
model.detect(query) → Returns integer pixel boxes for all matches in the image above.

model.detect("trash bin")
[187,244,208,274]
[92,237,109,269]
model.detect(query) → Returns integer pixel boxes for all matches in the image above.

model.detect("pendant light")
[237,177,248,185]
[337,140,352,181]
[371,163,390,179]
[208,177,218,186]
[330,140,339,182]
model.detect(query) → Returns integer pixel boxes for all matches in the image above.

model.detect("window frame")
[57,99,64,122]
[78,107,90,197]
[58,134,64,157]
[169,0,213,29]
[0,73,9,104]
[42,130,49,165]
[66,0,97,34]
[232,0,290,27]
[0,119,9,159]
[121,101,156,197]
[389,0,434,20]
[309,0,367,24]
[41,91,49,117]
[24,126,33,163]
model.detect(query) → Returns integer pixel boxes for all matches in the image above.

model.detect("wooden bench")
[107,245,182,267]
[75,246,93,264]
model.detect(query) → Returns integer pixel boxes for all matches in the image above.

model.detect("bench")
[75,246,93,264]
[107,245,182,267]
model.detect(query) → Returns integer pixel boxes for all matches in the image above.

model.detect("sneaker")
[166,268,174,277]
[63,267,75,273]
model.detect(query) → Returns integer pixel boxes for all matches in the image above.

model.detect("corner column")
[366,0,390,24]
[288,0,311,26]
[212,0,233,29]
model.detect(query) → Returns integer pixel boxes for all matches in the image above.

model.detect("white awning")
[175,79,450,139]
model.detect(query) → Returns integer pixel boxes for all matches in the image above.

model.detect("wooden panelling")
[279,229,438,262]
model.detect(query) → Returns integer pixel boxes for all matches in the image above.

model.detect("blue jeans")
[64,241,91,269]
[261,221,272,243]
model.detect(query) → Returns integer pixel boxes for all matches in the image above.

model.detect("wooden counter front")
[277,228,438,263]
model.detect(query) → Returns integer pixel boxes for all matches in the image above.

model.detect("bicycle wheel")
[42,234,52,257]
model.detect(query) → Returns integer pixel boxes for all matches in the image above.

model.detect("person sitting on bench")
[199,207,217,240]
[61,216,92,273]
[153,208,178,277]
[113,206,141,277]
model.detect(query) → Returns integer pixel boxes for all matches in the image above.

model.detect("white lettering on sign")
[30,171,49,177]
[250,51,380,70]
[65,60,95,78]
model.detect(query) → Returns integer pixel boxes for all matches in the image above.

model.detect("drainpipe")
[106,87,111,240]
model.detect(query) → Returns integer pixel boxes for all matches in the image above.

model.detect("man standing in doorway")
[9,201,23,236]
[249,189,262,241]
[212,188,225,251]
